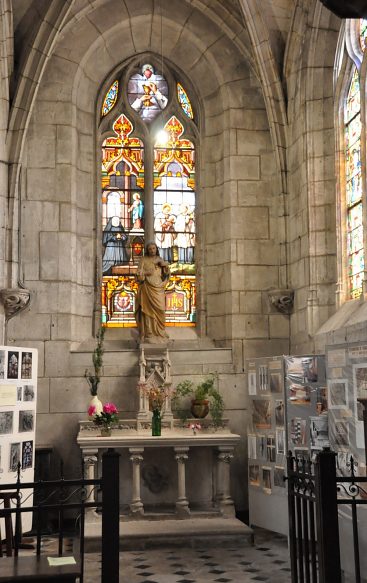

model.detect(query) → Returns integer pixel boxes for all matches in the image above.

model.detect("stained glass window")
[360,19,367,52]
[154,116,196,325]
[177,83,193,119]
[101,114,145,326]
[101,80,118,117]
[127,64,168,123]
[345,68,364,299]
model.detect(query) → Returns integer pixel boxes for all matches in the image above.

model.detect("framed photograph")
[257,435,266,460]
[7,351,19,380]
[248,434,257,460]
[275,400,284,427]
[290,417,307,446]
[336,451,351,475]
[19,410,34,433]
[276,429,285,455]
[259,365,269,392]
[311,447,322,462]
[302,357,318,383]
[289,384,311,405]
[354,364,367,399]
[274,466,285,488]
[266,435,276,462]
[328,380,348,409]
[22,440,33,470]
[23,385,35,402]
[9,442,20,472]
[252,400,271,429]
[309,416,329,448]
[0,350,5,379]
[249,464,260,486]
[316,386,328,415]
[262,467,272,493]
[21,352,33,380]
[17,387,22,401]
[294,447,310,463]
[0,411,13,434]
[285,356,304,378]
[248,370,257,395]
[270,372,282,393]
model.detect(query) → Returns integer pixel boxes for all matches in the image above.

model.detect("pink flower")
[88,405,96,416]
[103,402,118,414]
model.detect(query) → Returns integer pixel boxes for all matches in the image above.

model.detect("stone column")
[83,449,99,522]
[174,447,190,517]
[129,447,144,517]
[216,447,235,517]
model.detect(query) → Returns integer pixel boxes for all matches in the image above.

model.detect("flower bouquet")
[88,402,118,436]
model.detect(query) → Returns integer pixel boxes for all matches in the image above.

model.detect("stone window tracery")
[99,60,197,327]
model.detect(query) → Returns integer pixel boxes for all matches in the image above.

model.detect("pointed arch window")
[100,62,197,327]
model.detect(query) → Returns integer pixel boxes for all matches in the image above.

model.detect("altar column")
[174,446,190,517]
[83,449,99,521]
[129,447,144,517]
[216,446,235,517]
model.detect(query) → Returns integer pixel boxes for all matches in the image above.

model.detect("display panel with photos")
[0,346,38,533]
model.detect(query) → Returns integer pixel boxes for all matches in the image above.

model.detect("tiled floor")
[83,527,291,583]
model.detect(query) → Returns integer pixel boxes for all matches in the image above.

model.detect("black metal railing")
[0,447,120,583]
[288,448,367,583]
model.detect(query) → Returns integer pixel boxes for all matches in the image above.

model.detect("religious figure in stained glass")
[135,242,170,343]
[128,192,144,229]
[128,64,168,122]
[102,216,129,274]
[360,19,367,51]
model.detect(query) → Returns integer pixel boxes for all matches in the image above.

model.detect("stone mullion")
[145,142,154,244]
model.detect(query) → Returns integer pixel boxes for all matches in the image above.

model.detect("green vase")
[152,409,161,436]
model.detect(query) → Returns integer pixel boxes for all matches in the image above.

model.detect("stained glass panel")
[177,83,194,119]
[360,19,367,52]
[101,80,118,117]
[344,67,364,299]
[101,114,145,327]
[127,64,168,123]
[153,116,196,325]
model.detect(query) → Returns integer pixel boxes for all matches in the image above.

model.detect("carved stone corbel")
[0,287,31,320]
[268,289,294,315]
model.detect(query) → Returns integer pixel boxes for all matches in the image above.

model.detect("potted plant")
[172,374,224,426]
[85,327,105,414]
[88,401,119,436]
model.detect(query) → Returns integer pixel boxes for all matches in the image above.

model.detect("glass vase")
[152,409,161,436]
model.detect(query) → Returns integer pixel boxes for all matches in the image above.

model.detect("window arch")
[99,58,197,328]
[336,19,367,301]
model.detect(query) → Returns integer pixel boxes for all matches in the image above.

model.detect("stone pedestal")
[174,447,190,517]
[129,447,144,517]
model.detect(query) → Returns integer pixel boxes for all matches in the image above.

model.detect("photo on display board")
[17,387,22,401]
[294,448,310,463]
[9,442,20,472]
[332,420,349,447]
[309,416,329,448]
[357,400,364,421]
[0,445,2,473]
[266,436,276,462]
[22,440,33,470]
[23,385,35,402]
[252,400,271,429]
[19,410,34,433]
[248,435,257,459]
[248,371,257,395]
[311,447,322,463]
[301,357,318,383]
[289,384,311,405]
[21,352,32,380]
[290,417,307,446]
[276,429,285,455]
[0,411,13,434]
[257,435,266,460]
[274,466,285,488]
[328,380,348,409]
[336,451,351,475]
[259,365,269,392]
[275,400,285,427]
[316,386,328,415]
[354,364,367,399]
[249,464,260,486]
[262,467,272,493]
[0,350,5,379]
[286,356,318,383]
[7,351,19,379]
[270,372,282,393]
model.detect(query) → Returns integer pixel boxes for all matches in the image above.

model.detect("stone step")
[84,516,254,551]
